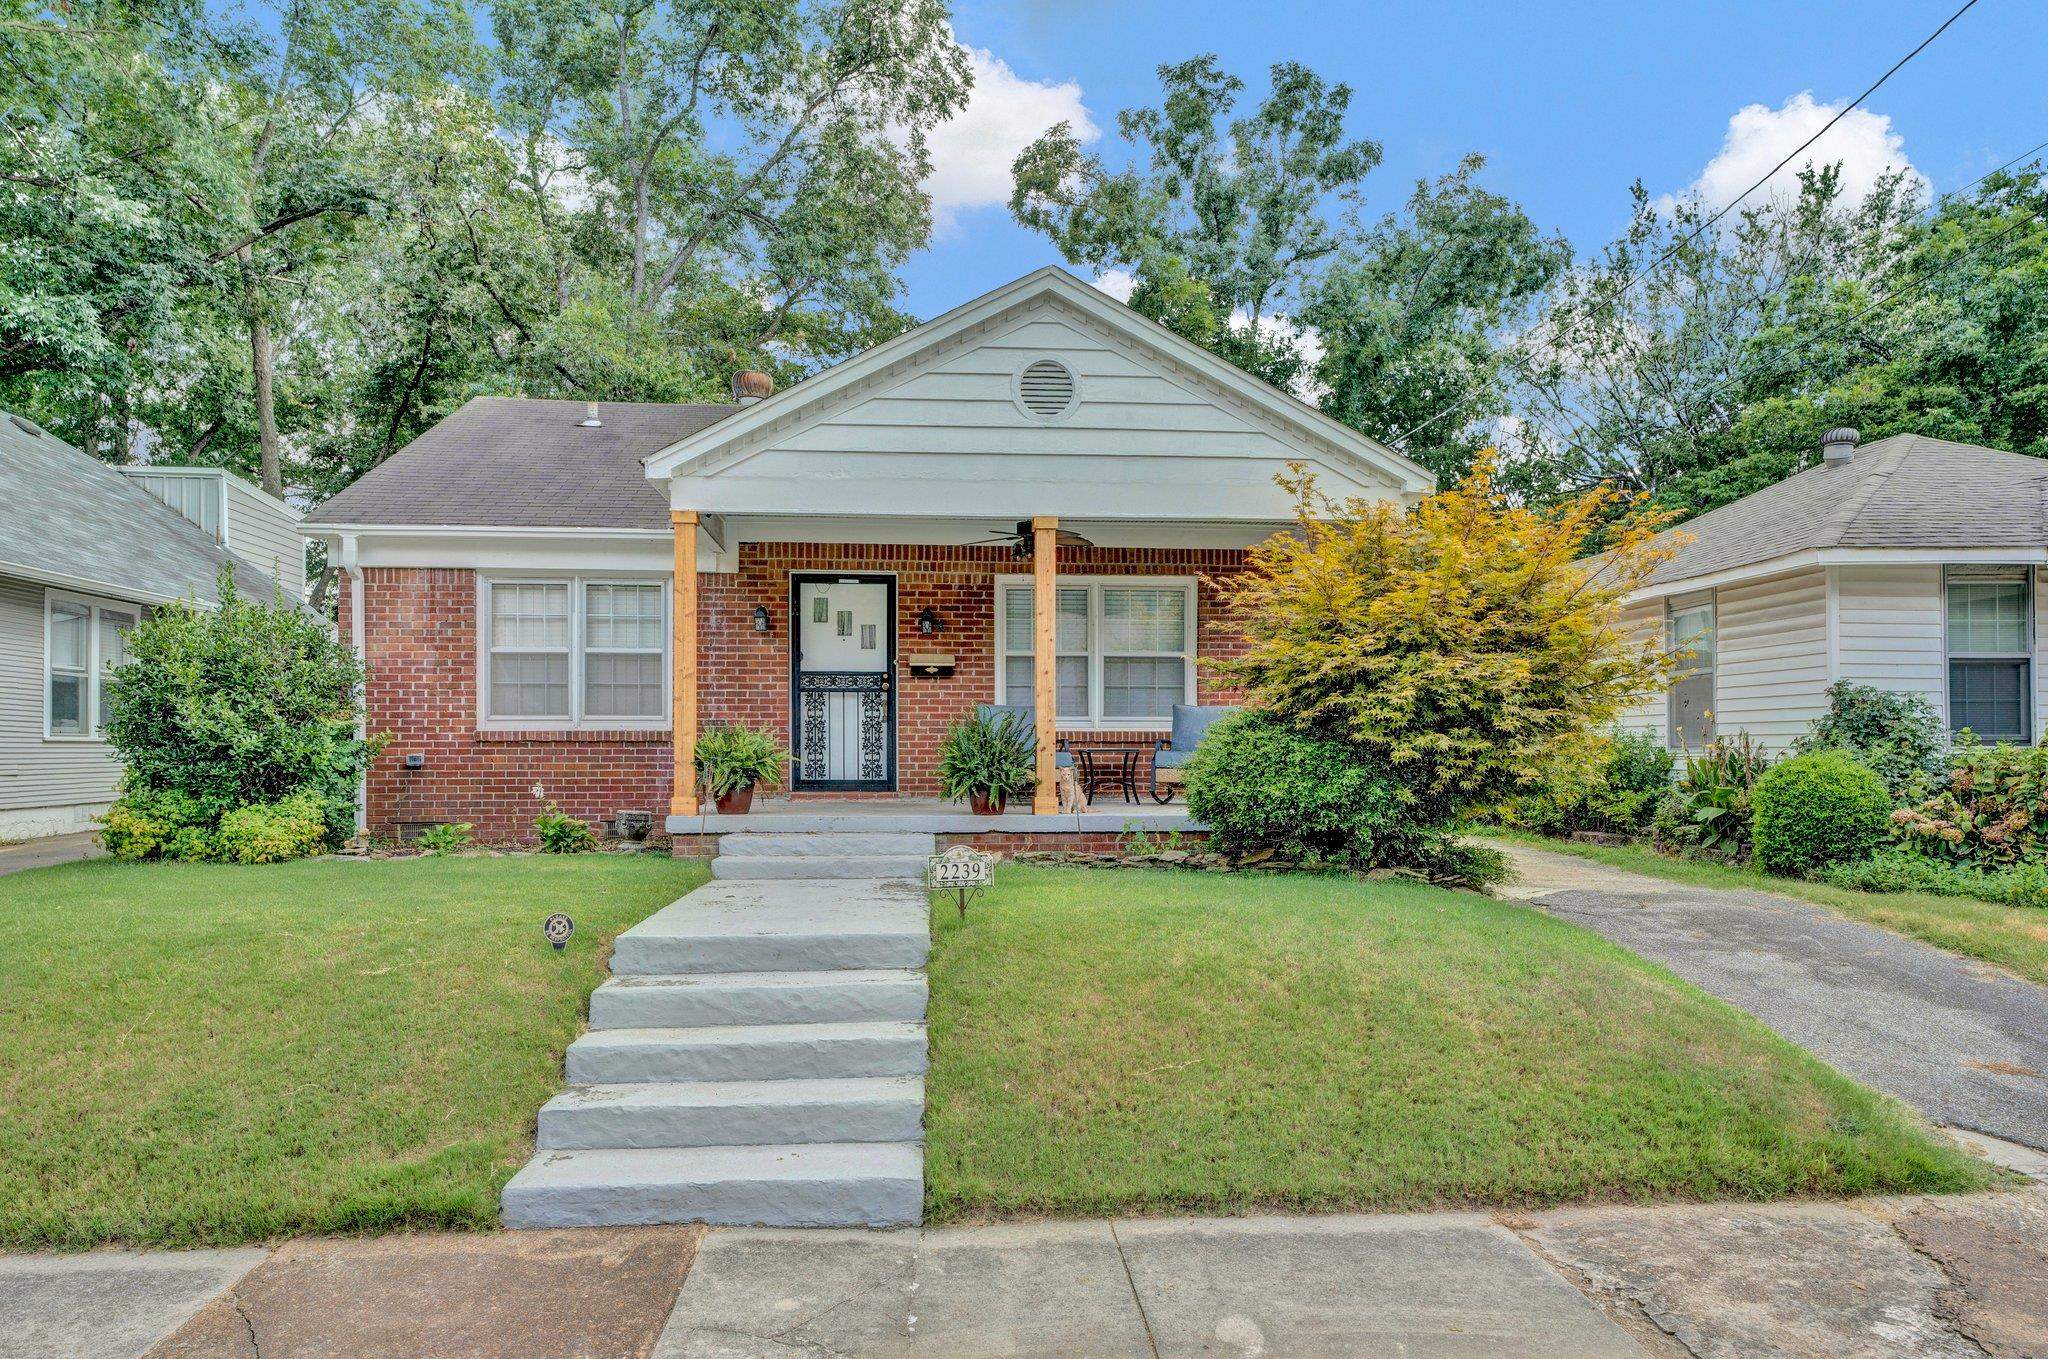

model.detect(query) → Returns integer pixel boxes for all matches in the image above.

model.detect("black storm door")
[790,574,896,791]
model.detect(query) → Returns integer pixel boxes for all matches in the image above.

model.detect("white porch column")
[1031,514,1059,814]
[671,510,700,817]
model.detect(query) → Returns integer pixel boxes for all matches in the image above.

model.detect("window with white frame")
[996,577,1196,727]
[1946,566,2031,743]
[46,592,138,738]
[481,578,667,727]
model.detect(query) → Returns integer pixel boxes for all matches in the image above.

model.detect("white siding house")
[1621,430,2048,755]
[124,466,306,601]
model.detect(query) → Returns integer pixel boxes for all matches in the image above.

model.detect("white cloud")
[1092,269,1137,302]
[1662,92,1928,213]
[921,46,1096,226]
[1235,309,1328,402]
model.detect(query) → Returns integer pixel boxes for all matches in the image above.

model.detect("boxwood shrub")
[1183,712,1409,868]
[1751,751,1891,877]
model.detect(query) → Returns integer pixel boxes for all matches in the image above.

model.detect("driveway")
[1495,841,2048,1152]
[0,831,101,876]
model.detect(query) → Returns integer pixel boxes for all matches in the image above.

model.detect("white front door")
[792,576,895,789]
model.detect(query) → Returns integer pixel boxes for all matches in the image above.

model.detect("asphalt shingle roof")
[1646,434,2048,587]
[309,397,739,530]
[0,412,278,604]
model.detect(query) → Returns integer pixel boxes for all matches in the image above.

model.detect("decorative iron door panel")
[791,575,895,790]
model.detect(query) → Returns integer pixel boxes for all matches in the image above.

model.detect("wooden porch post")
[671,510,700,817]
[1031,514,1059,814]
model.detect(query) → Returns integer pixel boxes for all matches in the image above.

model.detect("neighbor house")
[0,412,304,839]
[301,267,1435,844]
[1617,428,2048,755]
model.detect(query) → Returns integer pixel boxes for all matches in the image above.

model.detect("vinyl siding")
[0,574,122,814]
[1835,565,1947,716]
[1710,568,1831,752]
[224,475,306,601]
[1614,601,1667,742]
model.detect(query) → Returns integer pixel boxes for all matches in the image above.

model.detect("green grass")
[1492,832,2048,989]
[923,865,1987,1222]
[0,852,705,1250]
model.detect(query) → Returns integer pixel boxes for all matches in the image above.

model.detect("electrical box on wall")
[906,653,955,678]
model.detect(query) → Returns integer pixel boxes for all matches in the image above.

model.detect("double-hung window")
[995,577,1196,728]
[1946,567,2032,743]
[46,592,138,738]
[1667,596,1715,749]
[481,577,667,728]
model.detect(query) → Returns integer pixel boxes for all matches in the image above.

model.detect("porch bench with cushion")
[976,704,1081,810]
[1151,704,1239,803]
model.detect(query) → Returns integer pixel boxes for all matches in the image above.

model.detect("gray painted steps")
[567,1020,929,1085]
[590,969,927,1028]
[718,831,935,858]
[500,1142,923,1230]
[609,879,929,975]
[538,1077,924,1149]
[712,854,930,881]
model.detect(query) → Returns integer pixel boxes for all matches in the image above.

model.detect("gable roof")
[642,266,1436,496]
[1641,434,2048,592]
[308,397,739,531]
[0,411,279,605]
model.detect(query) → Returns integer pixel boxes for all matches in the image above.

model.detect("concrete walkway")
[1494,840,2048,1153]
[0,830,101,876]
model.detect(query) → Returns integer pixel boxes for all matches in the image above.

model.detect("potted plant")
[937,710,1035,815]
[694,723,789,815]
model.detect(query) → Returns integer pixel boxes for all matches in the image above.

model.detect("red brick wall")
[349,542,1248,839]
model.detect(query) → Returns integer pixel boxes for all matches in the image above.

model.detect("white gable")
[648,269,1431,525]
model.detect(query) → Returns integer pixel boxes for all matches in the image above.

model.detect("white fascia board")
[299,522,671,539]
[1624,545,2048,604]
[302,524,701,573]
[640,266,1434,495]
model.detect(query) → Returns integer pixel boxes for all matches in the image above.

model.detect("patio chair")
[1150,704,1239,803]
[976,704,1080,810]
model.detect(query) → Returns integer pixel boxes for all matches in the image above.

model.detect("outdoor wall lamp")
[916,607,943,636]
[752,605,772,634]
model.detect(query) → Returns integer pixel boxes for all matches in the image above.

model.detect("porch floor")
[668,797,1201,836]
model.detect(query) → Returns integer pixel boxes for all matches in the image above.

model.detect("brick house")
[303,268,1433,844]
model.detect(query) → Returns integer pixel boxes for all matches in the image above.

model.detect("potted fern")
[694,723,789,815]
[937,710,1036,815]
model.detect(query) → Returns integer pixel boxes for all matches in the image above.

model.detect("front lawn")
[924,865,1986,1221]
[0,853,705,1250]
[1498,833,2048,989]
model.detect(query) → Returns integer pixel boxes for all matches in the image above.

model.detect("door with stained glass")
[790,575,895,790]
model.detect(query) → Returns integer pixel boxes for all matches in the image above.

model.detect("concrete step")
[590,969,927,1029]
[566,1021,928,1085]
[538,1076,925,1149]
[610,880,929,976]
[712,855,930,881]
[718,831,936,858]
[500,1142,923,1228]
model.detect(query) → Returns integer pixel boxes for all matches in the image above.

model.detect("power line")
[1384,0,1989,453]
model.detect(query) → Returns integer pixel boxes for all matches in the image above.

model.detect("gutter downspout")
[339,534,367,839]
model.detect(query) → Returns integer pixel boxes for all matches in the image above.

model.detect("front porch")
[667,794,1203,859]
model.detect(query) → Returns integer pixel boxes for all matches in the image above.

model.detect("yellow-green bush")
[216,793,330,865]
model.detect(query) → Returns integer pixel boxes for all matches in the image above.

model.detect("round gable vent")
[1016,359,1077,420]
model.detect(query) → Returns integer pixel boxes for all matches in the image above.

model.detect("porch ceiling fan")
[969,519,1096,558]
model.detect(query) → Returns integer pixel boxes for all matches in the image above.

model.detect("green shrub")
[1794,681,1942,799]
[535,807,598,854]
[1502,729,1673,837]
[936,711,1037,807]
[414,822,474,854]
[1816,850,2048,908]
[100,572,376,851]
[1655,733,1771,861]
[1184,713,1412,868]
[1890,739,2048,867]
[1752,752,1891,877]
[216,793,330,865]
[694,723,789,798]
[165,824,218,863]
[98,783,212,861]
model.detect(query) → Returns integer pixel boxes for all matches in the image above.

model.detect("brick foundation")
[348,542,1247,841]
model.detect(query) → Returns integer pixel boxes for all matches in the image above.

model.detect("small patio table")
[1073,745,1143,805]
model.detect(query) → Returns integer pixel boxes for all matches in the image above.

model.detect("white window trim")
[43,588,139,741]
[993,574,1198,731]
[1942,565,2032,743]
[476,574,671,731]
[1666,592,1716,749]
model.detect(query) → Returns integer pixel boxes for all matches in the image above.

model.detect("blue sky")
[897,0,2041,319]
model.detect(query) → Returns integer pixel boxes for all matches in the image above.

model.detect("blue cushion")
[1152,746,1194,769]
[1168,704,1238,753]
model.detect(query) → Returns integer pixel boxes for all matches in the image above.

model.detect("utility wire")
[1383,0,1989,453]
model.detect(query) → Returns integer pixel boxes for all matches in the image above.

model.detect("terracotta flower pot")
[715,784,755,815]
[968,789,1007,816]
